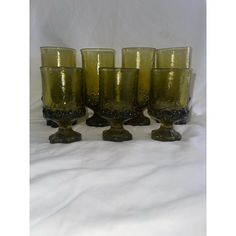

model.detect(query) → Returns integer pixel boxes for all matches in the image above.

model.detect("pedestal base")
[49,128,81,144]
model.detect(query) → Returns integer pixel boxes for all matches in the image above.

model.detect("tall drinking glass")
[122,47,155,126]
[40,47,77,127]
[81,48,115,127]
[155,46,192,124]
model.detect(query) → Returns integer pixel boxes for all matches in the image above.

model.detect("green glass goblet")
[81,48,115,127]
[40,46,77,127]
[155,46,192,124]
[148,68,191,141]
[122,47,155,126]
[99,68,138,142]
[40,67,85,144]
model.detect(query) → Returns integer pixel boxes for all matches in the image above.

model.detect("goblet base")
[151,125,181,142]
[103,128,132,142]
[49,127,81,144]
[125,113,150,126]
[86,113,109,127]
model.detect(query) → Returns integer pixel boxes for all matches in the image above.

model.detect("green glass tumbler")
[148,68,191,141]
[99,68,138,142]
[122,47,155,126]
[81,48,115,127]
[41,67,85,144]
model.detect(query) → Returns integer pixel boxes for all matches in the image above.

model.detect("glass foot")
[49,127,81,144]
[124,114,150,126]
[103,128,132,142]
[86,113,109,127]
[151,126,181,142]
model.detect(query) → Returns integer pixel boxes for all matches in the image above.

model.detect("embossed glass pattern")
[148,68,191,141]
[41,67,85,143]
[81,48,115,127]
[122,47,155,126]
[99,68,138,142]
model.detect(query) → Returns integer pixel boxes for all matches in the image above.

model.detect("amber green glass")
[122,47,155,126]
[40,46,77,128]
[99,68,138,142]
[155,46,192,124]
[81,48,115,127]
[155,47,192,68]
[40,47,76,67]
[40,67,85,144]
[148,68,191,141]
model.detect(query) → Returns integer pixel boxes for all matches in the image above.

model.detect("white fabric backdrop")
[30,0,206,235]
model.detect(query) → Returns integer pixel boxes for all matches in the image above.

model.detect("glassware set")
[40,46,193,143]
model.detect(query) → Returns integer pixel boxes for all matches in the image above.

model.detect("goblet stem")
[86,111,109,127]
[103,120,132,142]
[125,109,150,126]
[151,121,181,141]
[49,121,81,144]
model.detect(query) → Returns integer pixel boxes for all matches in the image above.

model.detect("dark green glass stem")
[103,120,132,142]
[49,120,81,144]
[151,121,181,142]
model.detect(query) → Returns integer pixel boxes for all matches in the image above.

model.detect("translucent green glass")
[148,68,191,141]
[81,48,115,127]
[40,47,76,67]
[122,47,155,126]
[155,47,191,68]
[41,67,85,143]
[99,68,138,142]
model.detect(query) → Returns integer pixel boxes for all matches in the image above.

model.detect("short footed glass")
[122,47,155,126]
[99,68,138,142]
[81,48,115,127]
[148,68,191,141]
[41,67,85,143]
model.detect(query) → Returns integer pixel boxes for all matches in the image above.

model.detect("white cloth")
[30,0,206,235]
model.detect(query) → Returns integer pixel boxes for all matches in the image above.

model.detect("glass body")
[122,47,155,126]
[155,47,191,68]
[99,68,138,142]
[81,48,115,127]
[40,47,76,67]
[148,68,191,141]
[41,67,85,143]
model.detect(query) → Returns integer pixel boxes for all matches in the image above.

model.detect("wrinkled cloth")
[30,0,206,235]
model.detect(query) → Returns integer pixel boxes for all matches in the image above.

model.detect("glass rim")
[152,68,192,72]
[99,67,139,72]
[80,48,115,52]
[40,66,82,71]
[40,46,76,52]
[156,46,192,52]
[122,47,155,50]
